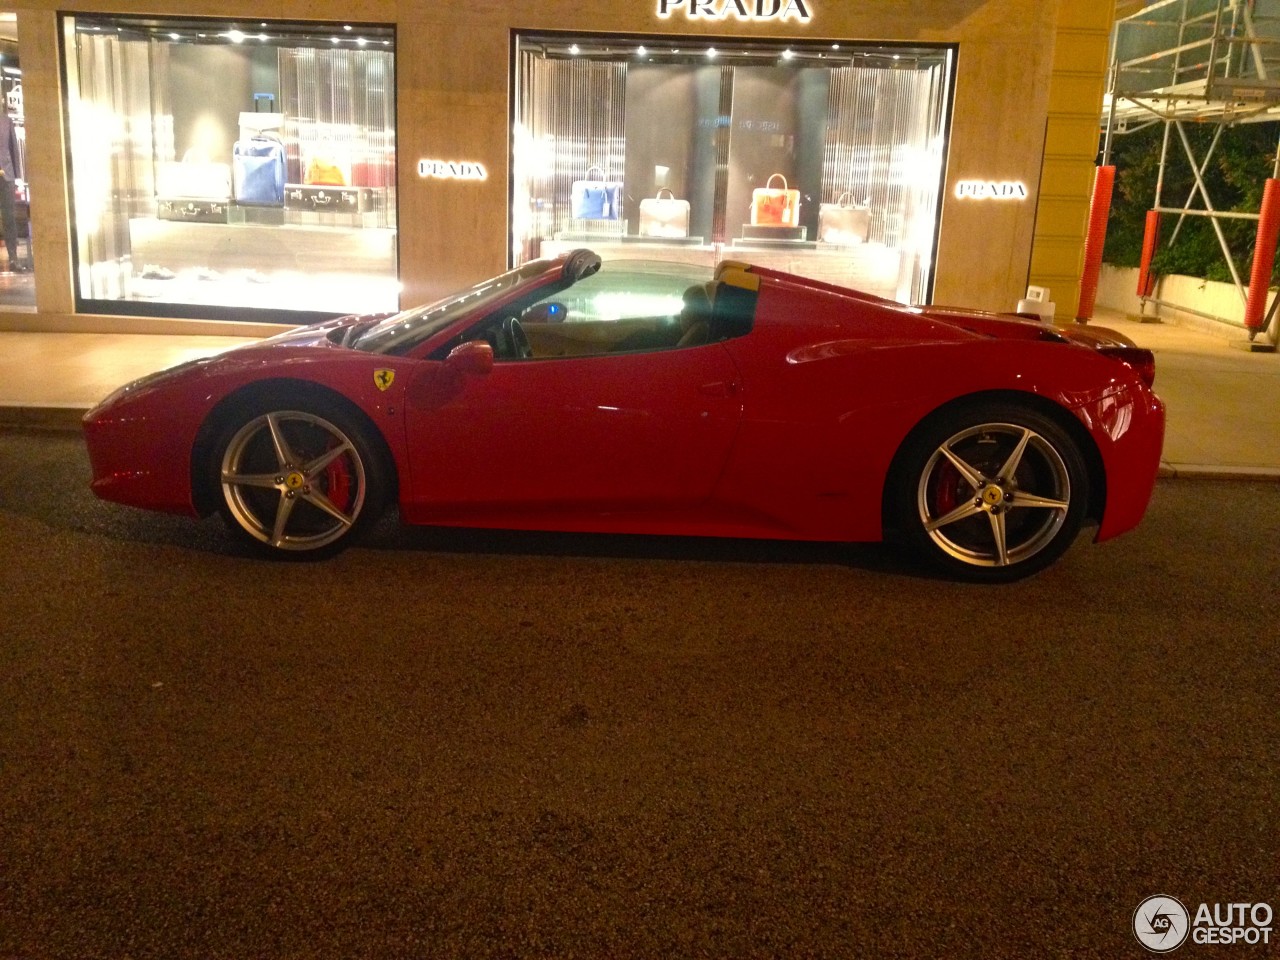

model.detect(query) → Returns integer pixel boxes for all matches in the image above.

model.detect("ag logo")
[1134,895,1190,953]
[373,369,395,392]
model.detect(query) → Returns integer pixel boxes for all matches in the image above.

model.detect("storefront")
[2,2,1113,334]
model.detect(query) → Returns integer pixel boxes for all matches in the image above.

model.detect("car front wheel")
[893,405,1090,582]
[211,400,387,558]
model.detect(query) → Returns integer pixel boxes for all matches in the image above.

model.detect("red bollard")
[1076,165,1116,321]
[1244,178,1280,334]
[1137,210,1160,298]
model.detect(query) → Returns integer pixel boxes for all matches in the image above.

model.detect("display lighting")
[781,48,794,59]
[570,44,581,55]
[225,30,246,43]
[707,47,718,58]
[637,45,647,56]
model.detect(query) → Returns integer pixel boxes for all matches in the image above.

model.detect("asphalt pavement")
[0,432,1276,958]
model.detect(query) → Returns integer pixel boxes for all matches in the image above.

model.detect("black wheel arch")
[190,378,398,517]
[879,389,1106,540]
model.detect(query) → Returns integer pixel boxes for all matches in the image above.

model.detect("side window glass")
[516,265,707,359]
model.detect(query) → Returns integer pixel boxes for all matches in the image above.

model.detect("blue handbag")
[570,165,623,220]
[233,136,286,206]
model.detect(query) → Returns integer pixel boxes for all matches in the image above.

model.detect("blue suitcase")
[233,137,286,206]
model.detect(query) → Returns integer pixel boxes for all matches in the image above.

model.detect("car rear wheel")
[893,404,1089,582]
[211,400,388,558]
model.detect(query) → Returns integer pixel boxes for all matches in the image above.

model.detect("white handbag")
[638,188,691,238]
[156,149,232,201]
[818,193,871,245]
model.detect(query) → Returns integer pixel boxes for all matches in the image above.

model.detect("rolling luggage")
[233,136,286,206]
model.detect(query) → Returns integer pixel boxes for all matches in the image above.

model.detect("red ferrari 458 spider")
[84,250,1164,581]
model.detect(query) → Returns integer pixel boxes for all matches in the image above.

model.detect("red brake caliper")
[932,459,961,518]
[324,441,353,513]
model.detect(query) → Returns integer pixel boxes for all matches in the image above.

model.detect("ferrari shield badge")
[373,369,395,392]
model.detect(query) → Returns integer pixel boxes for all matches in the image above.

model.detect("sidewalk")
[0,313,1277,478]
[1092,307,1280,478]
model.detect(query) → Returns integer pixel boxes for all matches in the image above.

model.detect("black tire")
[208,396,389,559]
[891,403,1090,582]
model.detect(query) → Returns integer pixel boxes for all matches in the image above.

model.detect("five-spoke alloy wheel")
[894,405,1089,581]
[212,400,387,558]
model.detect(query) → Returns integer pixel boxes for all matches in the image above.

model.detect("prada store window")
[515,35,953,305]
[63,16,397,321]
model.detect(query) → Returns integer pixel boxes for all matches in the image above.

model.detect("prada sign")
[955,180,1028,201]
[658,0,812,23]
[418,159,488,181]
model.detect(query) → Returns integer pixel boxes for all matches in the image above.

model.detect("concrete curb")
[1159,461,1280,481]
[0,405,87,432]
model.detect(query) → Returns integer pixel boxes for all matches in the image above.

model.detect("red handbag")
[751,173,800,227]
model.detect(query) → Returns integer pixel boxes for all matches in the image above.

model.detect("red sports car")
[83,250,1164,581]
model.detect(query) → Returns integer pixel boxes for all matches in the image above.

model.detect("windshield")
[353,259,558,355]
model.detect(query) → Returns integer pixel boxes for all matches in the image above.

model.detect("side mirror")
[444,339,494,376]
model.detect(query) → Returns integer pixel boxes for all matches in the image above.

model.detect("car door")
[401,342,743,520]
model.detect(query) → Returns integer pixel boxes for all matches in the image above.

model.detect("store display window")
[513,34,953,305]
[62,15,397,322]
[0,12,34,308]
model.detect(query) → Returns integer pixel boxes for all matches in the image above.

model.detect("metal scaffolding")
[1104,0,1280,346]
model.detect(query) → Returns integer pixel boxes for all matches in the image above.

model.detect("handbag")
[570,165,623,220]
[156,149,231,201]
[818,193,871,245]
[750,173,800,227]
[638,188,690,238]
[232,136,286,206]
[304,153,350,187]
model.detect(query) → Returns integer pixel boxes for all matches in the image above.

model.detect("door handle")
[698,380,738,397]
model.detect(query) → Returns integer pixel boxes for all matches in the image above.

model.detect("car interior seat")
[677,283,715,348]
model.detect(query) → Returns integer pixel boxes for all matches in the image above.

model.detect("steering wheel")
[501,316,533,360]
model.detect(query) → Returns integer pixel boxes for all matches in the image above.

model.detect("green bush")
[1102,120,1280,283]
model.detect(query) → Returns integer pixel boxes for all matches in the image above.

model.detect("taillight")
[1098,346,1156,388]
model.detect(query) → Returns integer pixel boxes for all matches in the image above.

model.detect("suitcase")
[638,189,691,238]
[157,198,229,224]
[570,166,623,220]
[750,173,800,227]
[233,136,286,206]
[284,184,362,213]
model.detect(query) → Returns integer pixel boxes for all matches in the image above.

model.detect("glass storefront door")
[63,15,398,322]
[514,34,953,305]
